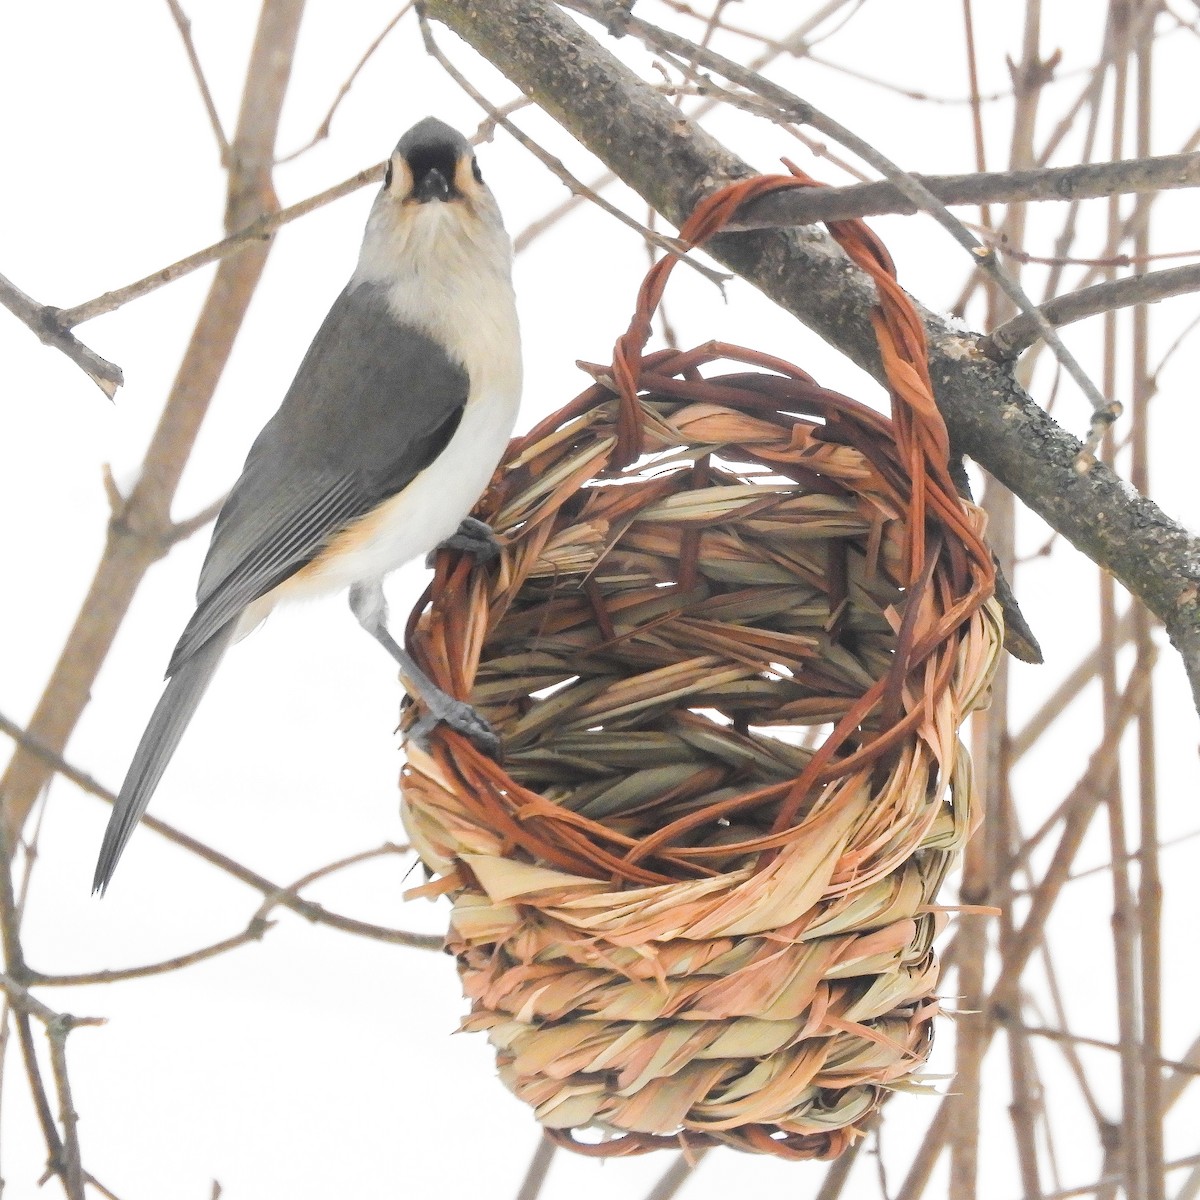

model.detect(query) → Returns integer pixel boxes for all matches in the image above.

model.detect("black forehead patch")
[404,141,460,183]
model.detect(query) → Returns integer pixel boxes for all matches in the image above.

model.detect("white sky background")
[2,2,1199,1197]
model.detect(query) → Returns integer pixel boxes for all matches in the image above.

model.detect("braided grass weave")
[400,172,1002,1158]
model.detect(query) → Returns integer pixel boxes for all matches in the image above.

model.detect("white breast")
[308,383,520,590]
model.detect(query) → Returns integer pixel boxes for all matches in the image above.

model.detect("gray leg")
[348,581,500,757]
[425,516,503,568]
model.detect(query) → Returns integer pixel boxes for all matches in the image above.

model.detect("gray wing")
[166,281,469,676]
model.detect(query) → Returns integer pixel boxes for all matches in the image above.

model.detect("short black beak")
[412,166,451,203]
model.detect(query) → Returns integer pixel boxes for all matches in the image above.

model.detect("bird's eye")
[471,157,483,185]
[384,160,393,188]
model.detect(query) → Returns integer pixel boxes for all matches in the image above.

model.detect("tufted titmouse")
[94,118,522,892]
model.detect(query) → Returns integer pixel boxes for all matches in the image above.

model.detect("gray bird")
[94,117,522,893]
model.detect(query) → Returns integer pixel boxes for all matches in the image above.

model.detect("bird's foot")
[408,695,502,760]
[425,517,503,568]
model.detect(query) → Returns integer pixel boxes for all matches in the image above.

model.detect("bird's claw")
[408,698,502,760]
[425,517,503,568]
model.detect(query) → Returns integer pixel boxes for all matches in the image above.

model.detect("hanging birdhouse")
[400,171,1002,1158]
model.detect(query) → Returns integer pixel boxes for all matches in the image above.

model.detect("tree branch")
[567,0,1117,460]
[723,151,1200,228]
[0,271,123,398]
[164,0,232,167]
[514,1136,556,1200]
[420,0,1200,713]
[0,829,104,1200]
[985,262,1200,358]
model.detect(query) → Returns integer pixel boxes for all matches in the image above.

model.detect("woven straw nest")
[400,172,1002,1159]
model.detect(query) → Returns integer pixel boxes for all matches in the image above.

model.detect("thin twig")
[165,0,232,166]
[1010,609,1141,763]
[989,241,1200,268]
[417,10,730,290]
[1130,23,1166,1198]
[658,0,871,58]
[165,492,228,545]
[1164,1027,1200,1111]
[1035,953,1110,1131]
[57,163,383,329]
[813,1129,866,1200]
[0,865,103,1200]
[1032,1154,1200,1200]
[25,850,416,986]
[0,975,104,1035]
[722,152,1200,229]
[510,2,859,254]
[1099,26,1148,1196]
[0,824,62,1182]
[1151,306,1200,378]
[26,923,271,988]
[47,1016,85,1200]
[514,1136,556,1200]
[276,4,415,163]
[644,1149,707,1200]
[1010,1023,1200,1077]
[250,844,408,924]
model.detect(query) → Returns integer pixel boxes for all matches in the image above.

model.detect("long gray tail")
[93,622,237,893]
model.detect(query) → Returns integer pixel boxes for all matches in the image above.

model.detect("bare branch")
[277,4,415,163]
[813,1132,866,1200]
[0,974,103,1033]
[723,151,1200,229]
[511,2,858,254]
[164,0,232,166]
[0,271,123,398]
[1010,1022,1200,1077]
[644,1149,708,1200]
[166,492,228,545]
[986,262,1200,358]
[0,840,103,1200]
[58,163,382,329]
[513,1136,556,1200]
[26,921,271,987]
